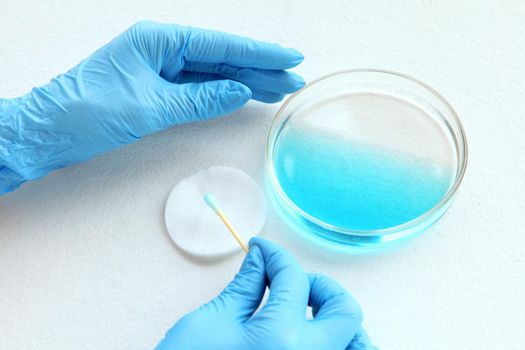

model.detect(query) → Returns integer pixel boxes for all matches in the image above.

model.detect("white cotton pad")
[164,166,267,258]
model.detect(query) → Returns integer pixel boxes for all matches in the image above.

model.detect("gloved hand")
[156,238,376,350]
[0,21,304,194]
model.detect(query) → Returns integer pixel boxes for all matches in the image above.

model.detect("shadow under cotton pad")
[164,166,267,258]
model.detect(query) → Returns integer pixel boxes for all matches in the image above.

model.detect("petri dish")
[266,69,467,247]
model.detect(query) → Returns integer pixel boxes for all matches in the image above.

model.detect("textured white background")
[1,1,524,349]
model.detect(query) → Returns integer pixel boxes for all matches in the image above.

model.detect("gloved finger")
[176,71,223,84]
[182,26,304,69]
[248,237,310,318]
[177,72,287,103]
[204,245,267,320]
[308,273,363,347]
[154,80,251,127]
[251,89,285,103]
[183,62,305,93]
[346,327,378,350]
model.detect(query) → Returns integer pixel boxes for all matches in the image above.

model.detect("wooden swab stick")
[203,193,249,253]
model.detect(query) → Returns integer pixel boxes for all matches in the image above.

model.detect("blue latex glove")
[156,238,376,350]
[0,21,304,194]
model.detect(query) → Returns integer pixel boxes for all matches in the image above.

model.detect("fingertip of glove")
[205,80,251,111]
[239,243,264,273]
[290,72,306,91]
[248,237,258,249]
[248,236,267,248]
[248,237,275,258]
[225,80,252,104]
[224,79,250,92]
[248,244,262,260]
[247,238,291,266]
[251,90,286,104]
[287,48,305,67]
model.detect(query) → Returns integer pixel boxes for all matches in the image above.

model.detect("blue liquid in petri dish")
[274,127,454,231]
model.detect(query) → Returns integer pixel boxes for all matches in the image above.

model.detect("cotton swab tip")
[203,193,219,211]
[202,192,249,253]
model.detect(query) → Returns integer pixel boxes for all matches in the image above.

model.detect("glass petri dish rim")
[266,68,468,237]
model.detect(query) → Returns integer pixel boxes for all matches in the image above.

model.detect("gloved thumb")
[307,273,363,348]
[249,237,310,318]
[155,79,252,128]
[203,245,266,321]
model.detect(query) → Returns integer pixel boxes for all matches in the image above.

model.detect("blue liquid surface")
[274,128,453,230]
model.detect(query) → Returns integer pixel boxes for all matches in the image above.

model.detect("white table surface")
[1,1,524,349]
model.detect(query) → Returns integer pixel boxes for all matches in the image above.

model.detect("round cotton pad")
[165,167,267,258]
